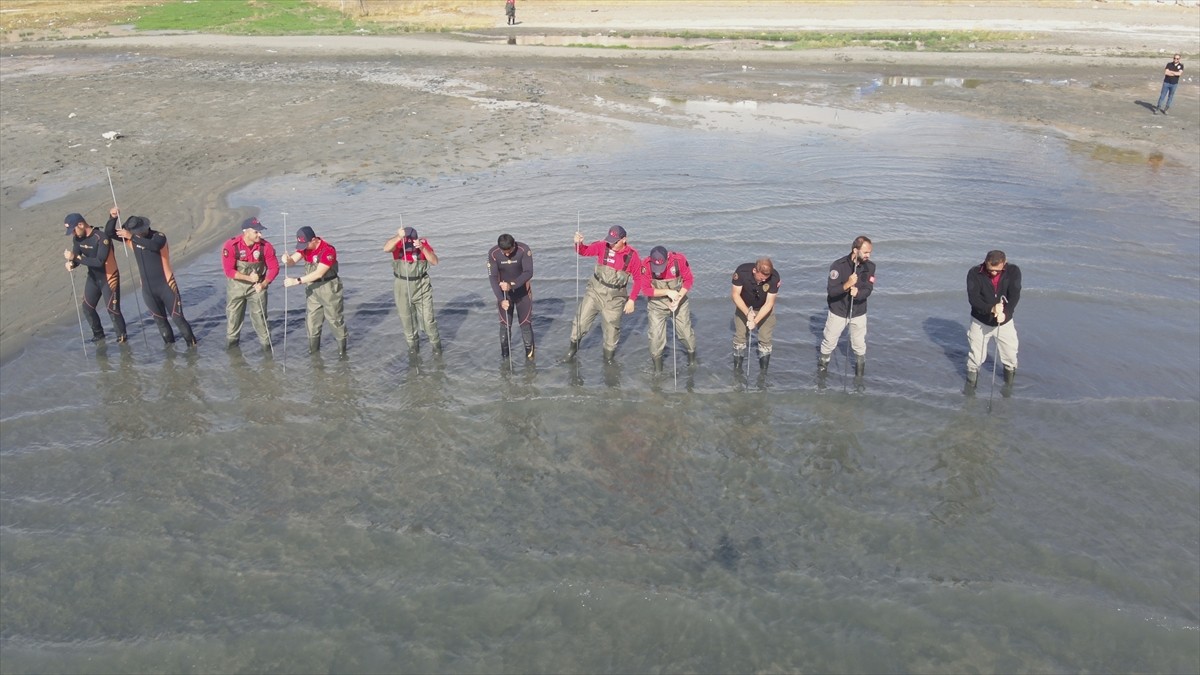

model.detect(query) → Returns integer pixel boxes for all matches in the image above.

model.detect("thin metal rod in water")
[671,305,678,392]
[504,289,514,371]
[68,268,87,358]
[106,167,151,349]
[987,334,999,414]
[281,211,289,373]
[843,262,858,394]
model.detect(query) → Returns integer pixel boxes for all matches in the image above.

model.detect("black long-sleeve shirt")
[967,262,1021,326]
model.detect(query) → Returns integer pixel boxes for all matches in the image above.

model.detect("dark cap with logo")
[295,226,317,250]
[64,213,86,235]
[649,246,669,275]
[241,217,265,231]
[605,225,627,244]
[403,226,418,240]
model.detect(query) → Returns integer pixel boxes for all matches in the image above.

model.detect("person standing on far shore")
[1155,53,1184,115]
[505,0,516,25]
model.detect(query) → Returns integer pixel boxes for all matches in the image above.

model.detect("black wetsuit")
[125,220,196,345]
[70,216,127,340]
[487,242,534,354]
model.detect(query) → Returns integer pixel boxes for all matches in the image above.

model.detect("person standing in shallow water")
[487,233,534,360]
[383,225,442,354]
[283,226,348,355]
[730,257,780,371]
[818,236,875,378]
[222,216,279,350]
[63,208,127,344]
[965,249,1021,392]
[115,215,197,347]
[566,225,640,364]
[638,245,697,372]
[1155,53,1184,115]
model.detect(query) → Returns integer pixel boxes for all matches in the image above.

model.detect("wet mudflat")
[2,110,1197,673]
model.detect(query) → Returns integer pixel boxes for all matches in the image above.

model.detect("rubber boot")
[855,354,865,378]
[652,354,663,373]
[686,351,697,367]
[603,348,616,364]
[525,344,536,361]
[759,353,770,370]
[337,338,348,356]
[565,340,578,362]
[1003,365,1016,385]
[431,340,443,356]
[965,369,978,395]
[733,348,745,371]
[308,336,321,354]
[501,342,510,359]
[226,338,239,350]
[818,352,831,373]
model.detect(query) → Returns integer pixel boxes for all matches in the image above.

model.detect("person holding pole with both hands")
[965,249,1021,394]
[383,225,442,355]
[818,236,875,378]
[565,225,640,364]
[487,233,534,361]
[282,226,347,356]
[638,245,697,373]
[731,258,780,372]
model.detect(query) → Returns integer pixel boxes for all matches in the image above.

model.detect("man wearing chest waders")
[63,209,127,343]
[566,225,641,364]
[115,215,197,347]
[383,225,442,355]
[283,226,347,356]
[221,217,279,350]
[638,245,697,372]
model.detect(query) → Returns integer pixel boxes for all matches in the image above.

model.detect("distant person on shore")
[505,0,516,25]
[64,208,127,344]
[487,233,535,361]
[115,215,197,347]
[566,225,640,364]
[283,226,347,355]
[731,258,780,371]
[1155,53,1184,115]
[383,225,442,355]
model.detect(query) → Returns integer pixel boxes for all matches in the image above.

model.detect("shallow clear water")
[3,110,1198,673]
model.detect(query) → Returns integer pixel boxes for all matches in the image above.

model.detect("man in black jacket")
[818,236,875,377]
[965,250,1021,391]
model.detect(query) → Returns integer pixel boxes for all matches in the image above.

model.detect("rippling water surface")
[3,110,1198,673]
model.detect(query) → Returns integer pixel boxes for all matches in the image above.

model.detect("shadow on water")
[923,317,967,375]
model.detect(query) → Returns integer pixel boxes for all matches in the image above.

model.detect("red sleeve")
[676,253,694,291]
[578,240,605,260]
[319,242,337,266]
[421,239,435,257]
[221,239,238,279]
[263,241,279,283]
[625,250,642,300]
[637,260,654,299]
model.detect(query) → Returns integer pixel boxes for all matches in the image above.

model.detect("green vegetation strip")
[133,0,359,35]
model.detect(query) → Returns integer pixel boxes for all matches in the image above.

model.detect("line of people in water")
[64,210,1020,392]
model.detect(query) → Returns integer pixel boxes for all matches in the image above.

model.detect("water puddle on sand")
[647,95,891,131]
[18,170,104,209]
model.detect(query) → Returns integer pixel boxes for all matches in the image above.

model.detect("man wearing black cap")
[487,233,534,360]
[221,216,280,350]
[731,258,780,371]
[63,208,127,343]
[114,215,197,347]
[818,236,875,377]
[566,225,640,363]
[383,225,442,354]
[283,226,347,355]
[638,245,696,371]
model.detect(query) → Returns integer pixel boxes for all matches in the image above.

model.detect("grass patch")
[658,29,1033,51]
[133,0,359,35]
